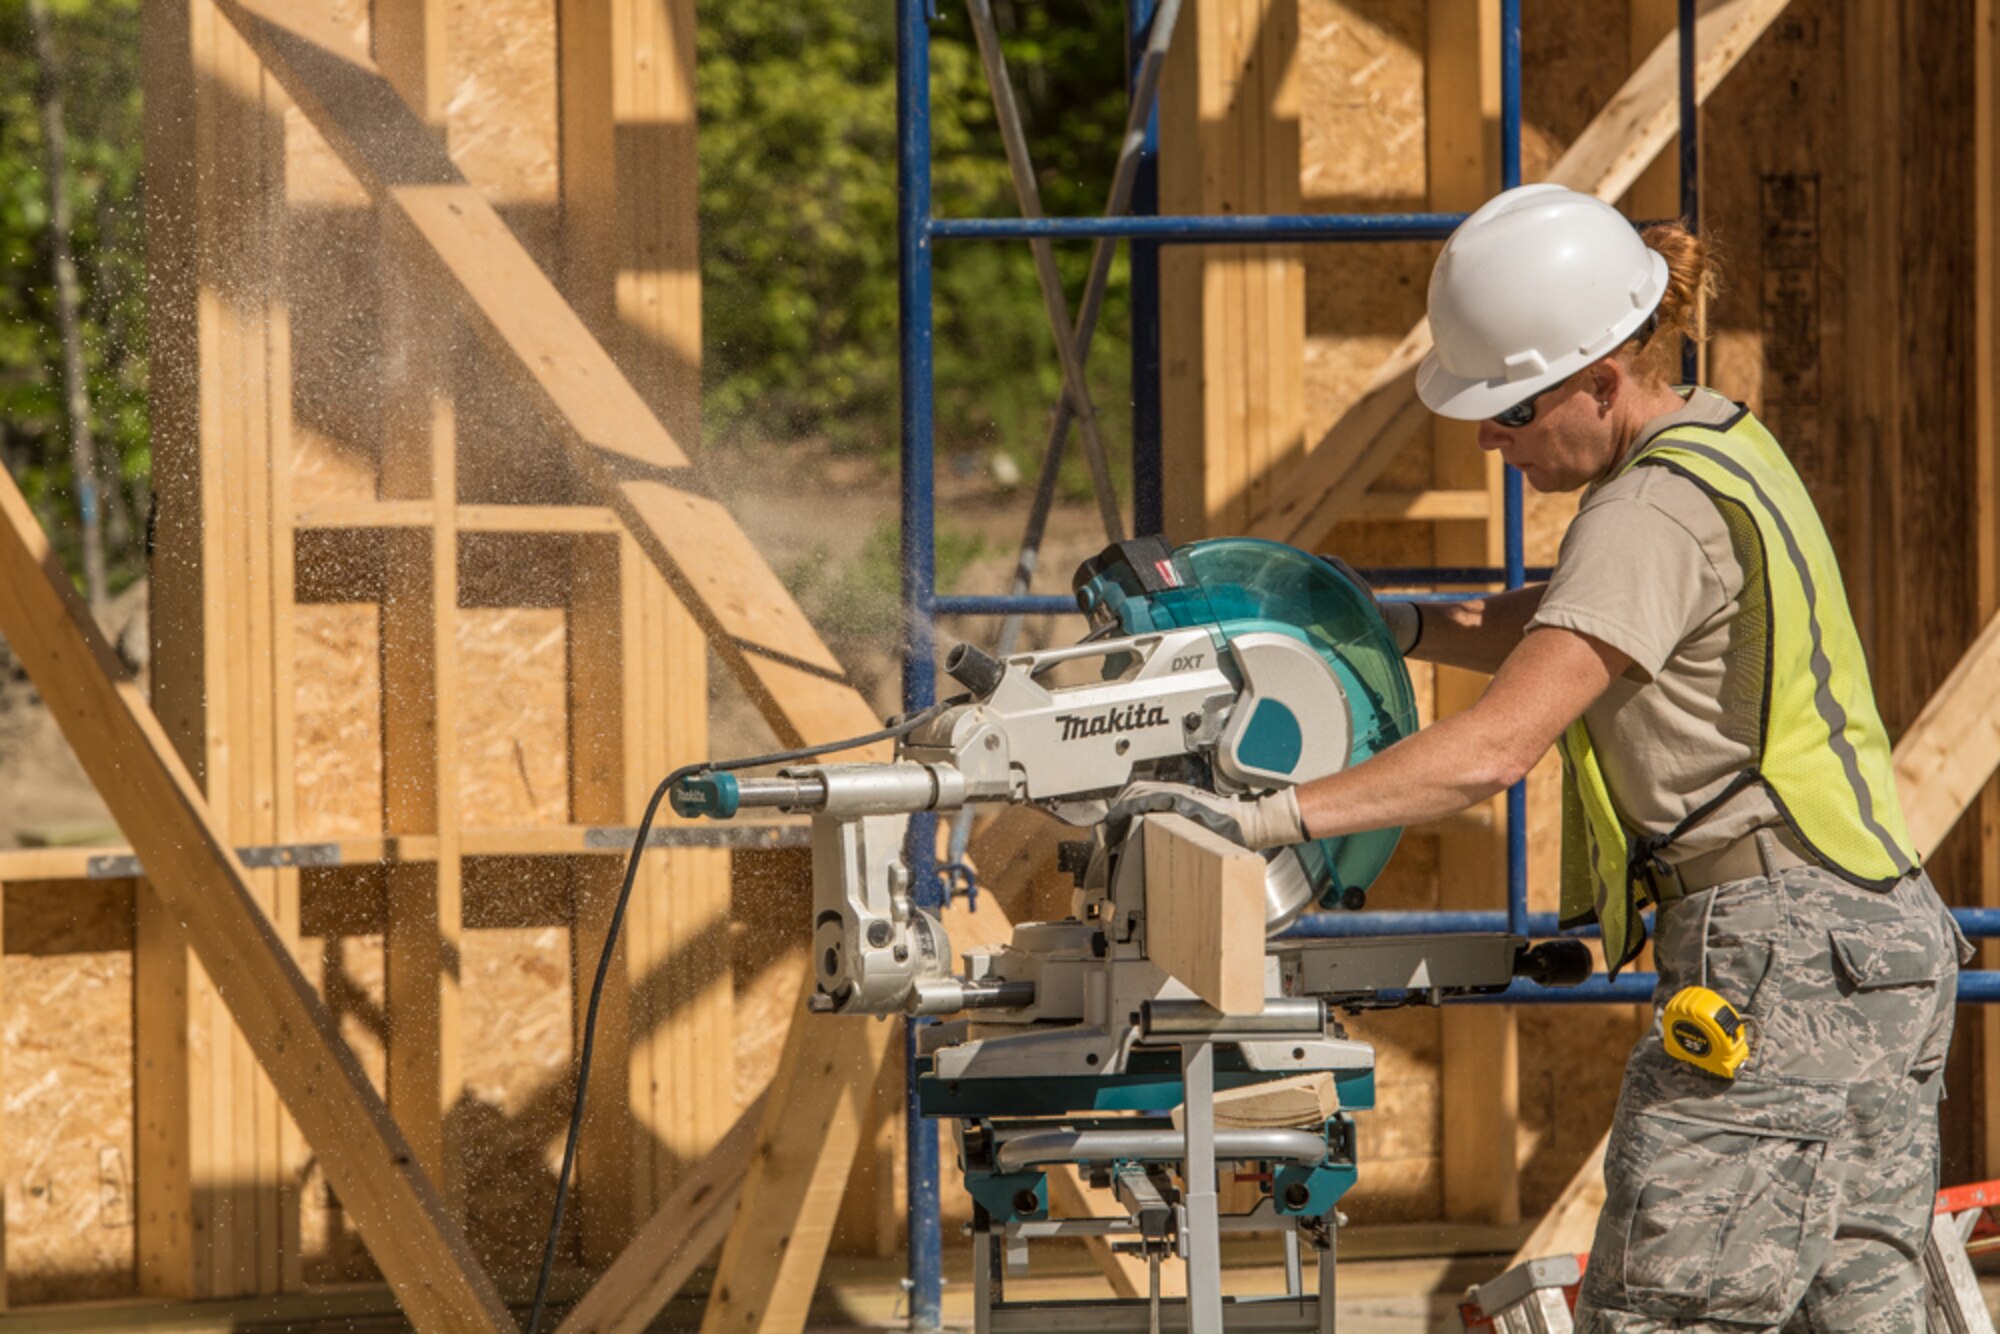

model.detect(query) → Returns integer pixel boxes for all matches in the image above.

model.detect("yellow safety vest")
[1558,405,1918,974]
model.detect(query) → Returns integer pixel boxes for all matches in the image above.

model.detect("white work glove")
[1324,553,1421,655]
[1105,781,1308,852]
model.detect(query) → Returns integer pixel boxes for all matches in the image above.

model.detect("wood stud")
[374,0,465,1212]
[1427,0,1520,1229]
[138,0,298,1295]
[1158,0,1306,540]
[1977,0,2000,1182]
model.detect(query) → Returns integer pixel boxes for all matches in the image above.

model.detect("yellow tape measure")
[1662,986,1751,1078]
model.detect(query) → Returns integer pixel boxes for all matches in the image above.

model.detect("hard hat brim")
[1417,251,1671,422]
[1414,353,1563,421]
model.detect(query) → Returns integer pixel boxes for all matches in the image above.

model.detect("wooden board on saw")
[1143,815,1267,1016]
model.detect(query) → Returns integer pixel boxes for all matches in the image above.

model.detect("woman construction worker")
[1113,183,1972,1329]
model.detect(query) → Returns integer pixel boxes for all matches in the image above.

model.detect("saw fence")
[2,0,2000,1328]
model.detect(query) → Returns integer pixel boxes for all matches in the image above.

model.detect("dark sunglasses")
[1490,380,1562,429]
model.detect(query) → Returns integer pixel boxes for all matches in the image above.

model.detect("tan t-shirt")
[1525,388,1782,860]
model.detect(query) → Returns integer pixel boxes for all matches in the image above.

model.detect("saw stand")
[965,1037,1340,1334]
[934,926,1590,1333]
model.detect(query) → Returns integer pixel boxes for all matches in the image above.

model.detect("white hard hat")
[1416,184,1669,421]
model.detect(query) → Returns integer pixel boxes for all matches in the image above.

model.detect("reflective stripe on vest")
[1557,406,1917,975]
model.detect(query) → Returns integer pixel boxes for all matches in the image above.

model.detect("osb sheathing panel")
[456,607,571,829]
[292,546,577,836]
[294,602,383,836]
[449,0,559,252]
[459,917,576,1278]
[296,891,388,1285]
[729,849,811,1114]
[1299,0,1431,471]
[3,883,138,1304]
[456,858,578,1278]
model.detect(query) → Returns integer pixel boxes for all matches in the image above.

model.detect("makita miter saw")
[674,536,1586,1333]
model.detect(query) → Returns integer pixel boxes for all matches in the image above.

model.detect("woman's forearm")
[1292,707,1522,839]
[1293,621,1627,840]
[1406,584,1548,675]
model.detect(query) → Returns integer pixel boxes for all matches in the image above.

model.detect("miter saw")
[672,536,1587,1333]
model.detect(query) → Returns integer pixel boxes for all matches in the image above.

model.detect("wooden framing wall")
[0,0,825,1309]
[0,0,932,1312]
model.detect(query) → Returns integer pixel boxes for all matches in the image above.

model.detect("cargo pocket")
[1829,927,1940,992]
[1614,1111,1824,1323]
[1830,924,1950,1084]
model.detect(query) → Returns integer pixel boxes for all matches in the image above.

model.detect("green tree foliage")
[0,0,148,587]
[700,0,1135,486]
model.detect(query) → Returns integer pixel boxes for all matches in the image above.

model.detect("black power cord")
[524,708,944,1334]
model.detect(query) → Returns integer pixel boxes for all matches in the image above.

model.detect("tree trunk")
[29,0,109,620]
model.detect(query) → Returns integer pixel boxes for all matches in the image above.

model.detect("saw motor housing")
[728,535,1424,1017]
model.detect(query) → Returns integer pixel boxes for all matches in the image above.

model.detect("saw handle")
[673,771,837,817]
[668,772,739,818]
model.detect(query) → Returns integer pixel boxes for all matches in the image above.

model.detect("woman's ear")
[1589,358,1623,410]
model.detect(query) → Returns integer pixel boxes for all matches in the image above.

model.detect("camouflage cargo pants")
[1575,865,1969,1332]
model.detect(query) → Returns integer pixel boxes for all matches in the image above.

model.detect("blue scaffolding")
[890,2,1997,1326]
